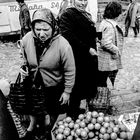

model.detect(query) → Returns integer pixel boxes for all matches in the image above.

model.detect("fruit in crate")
[53,111,133,140]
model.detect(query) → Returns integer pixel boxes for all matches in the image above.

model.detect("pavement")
[110,30,140,115]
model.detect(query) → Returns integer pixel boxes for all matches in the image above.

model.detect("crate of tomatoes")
[52,111,133,140]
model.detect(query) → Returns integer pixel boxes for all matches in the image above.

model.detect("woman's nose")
[40,30,45,37]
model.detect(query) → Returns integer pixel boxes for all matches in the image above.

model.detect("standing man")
[16,0,31,38]
[124,0,139,37]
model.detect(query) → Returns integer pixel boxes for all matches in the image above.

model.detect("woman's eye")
[35,28,41,31]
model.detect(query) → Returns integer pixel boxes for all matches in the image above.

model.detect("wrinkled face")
[34,21,52,42]
[74,0,88,11]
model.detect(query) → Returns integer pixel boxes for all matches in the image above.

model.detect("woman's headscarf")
[31,8,58,38]
[31,8,59,58]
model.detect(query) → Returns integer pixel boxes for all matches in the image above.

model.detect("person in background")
[16,0,31,38]
[57,0,72,19]
[124,0,139,37]
[58,0,98,120]
[98,1,124,89]
[86,0,98,23]
[19,8,75,140]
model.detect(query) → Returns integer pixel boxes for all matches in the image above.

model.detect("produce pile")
[53,111,133,140]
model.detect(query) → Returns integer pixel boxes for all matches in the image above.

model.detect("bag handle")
[15,73,21,84]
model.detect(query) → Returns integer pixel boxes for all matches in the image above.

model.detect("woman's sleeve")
[60,40,75,94]
[19,40,28,67]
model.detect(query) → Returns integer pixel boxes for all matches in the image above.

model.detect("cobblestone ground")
[1,29,140,115]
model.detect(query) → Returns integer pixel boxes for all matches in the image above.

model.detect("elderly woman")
[58,0,98,119]
[19,8,75,140]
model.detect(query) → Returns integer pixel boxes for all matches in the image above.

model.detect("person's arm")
[22,8,31,30]
[59,39,75,104]
[19,40,29,79]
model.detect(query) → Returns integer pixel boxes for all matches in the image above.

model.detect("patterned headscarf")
[32,8,58,37]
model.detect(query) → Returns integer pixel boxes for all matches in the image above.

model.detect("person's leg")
[133,27,138,37]
[27,115,36,132]
[125,21,130,37]
[109,70,118,89]
[98,71,110,87]
[43,86,63,139]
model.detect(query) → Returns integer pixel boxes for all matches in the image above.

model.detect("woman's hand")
[59,92,70,105]
[20,65,28,81]
[89,48,98,56]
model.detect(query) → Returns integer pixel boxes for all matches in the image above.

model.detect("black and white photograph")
[0,0,140,139]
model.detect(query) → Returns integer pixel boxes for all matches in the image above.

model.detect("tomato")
[110,132,118,140]
[107,127,113,134]
[79,121,86,128]
[113,126,119,133]
[97,116,104,124]
[119,124,127,131]
[103,122,110,128]
[58,121,63,126]
[92,111,98,118]
[65,117,72,123]
[78,114,85,120]
[74,123,80,129]
[100,127,106,134]
[98,112,104,117]
[119,131,127,139]
[59,124,65,130]
[84,127,89,133]
[69,122,74,129]
[63,128,70,136]
[87,123,94,130]
[88,131,94,138]
[75,128,81,136]
[85,114,92,122]
[94,123,101,130]
[67,135,73,140]
[57,128,64,133]
[104,116,110,122]
[91,118,97,124]
[80,130,87,138]
[103,133,110,140]
[56,133,64,140]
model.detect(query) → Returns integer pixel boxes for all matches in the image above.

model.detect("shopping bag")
[8,73,28,114]
[88,87,111,114]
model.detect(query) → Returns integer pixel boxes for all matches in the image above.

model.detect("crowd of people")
[0,0,140,140]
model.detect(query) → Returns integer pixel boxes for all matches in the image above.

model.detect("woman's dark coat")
[59,7,98,99]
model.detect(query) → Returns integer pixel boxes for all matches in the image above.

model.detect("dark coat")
[0,90,19,140]
[59,7,98,98]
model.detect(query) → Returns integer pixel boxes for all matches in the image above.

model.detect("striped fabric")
[7,101,26,138]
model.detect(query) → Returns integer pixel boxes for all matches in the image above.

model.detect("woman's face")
[74,0,88,11]
[34,21,52,42]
